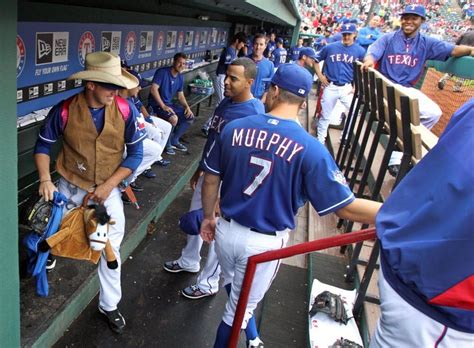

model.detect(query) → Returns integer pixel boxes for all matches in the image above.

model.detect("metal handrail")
[229,228,377,347]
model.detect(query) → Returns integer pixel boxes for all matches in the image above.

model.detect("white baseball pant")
[125,138,161,184]
[58,178,125,311]
[177,175,221,293]
[318,83,353,144]
[214,217,289,328]
[370,265,474,348]
[213,74,226,106]
[202,74,226,132]
[144,116,172,160]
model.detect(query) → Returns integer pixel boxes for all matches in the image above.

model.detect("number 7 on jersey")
[243,156,272,196]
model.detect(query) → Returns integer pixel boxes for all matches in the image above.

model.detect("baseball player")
[264,32,276,58]
[249,33,275,102]
[202,32,247,136]
[127,69,172,168]
[362,4,474,176]
[356,16,382,52]
[314,23,365,144]
[148,52,194,155]
[34,52,146,333]
[164,58,265,346]
[289,38,304,62]
[296,47,318,70]
[117,70,171,185]
[371,98,474,347]
[270,38,288,71]
[200,63,381,347]
[163,57,264,292]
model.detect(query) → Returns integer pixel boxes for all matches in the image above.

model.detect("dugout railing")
[229,228,378,348]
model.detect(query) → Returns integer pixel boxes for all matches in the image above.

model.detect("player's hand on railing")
[200,217,216,242]
[39,180,58,202]
[361,57,375,72]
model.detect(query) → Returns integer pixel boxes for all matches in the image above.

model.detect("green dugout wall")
[0,0,20,347]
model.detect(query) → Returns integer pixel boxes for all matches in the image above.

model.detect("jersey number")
[243,156,272,196]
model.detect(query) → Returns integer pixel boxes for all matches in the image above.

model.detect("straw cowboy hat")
[68,52,138,89]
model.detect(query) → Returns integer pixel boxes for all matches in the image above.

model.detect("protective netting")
[420,68,474,137]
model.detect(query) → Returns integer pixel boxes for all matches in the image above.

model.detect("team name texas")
[329,53,356,63]
[386,54,418,67]
[231,128,304,163]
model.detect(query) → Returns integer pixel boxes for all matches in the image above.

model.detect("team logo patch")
[17,35,26,77]
[78,31,95,67]
[124,31,137,61]
[268,119,279,125]
[333,170,347,185]
[298,88,306,95]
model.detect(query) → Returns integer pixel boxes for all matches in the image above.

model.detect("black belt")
[221,215,277,236]
[331,81,348,86]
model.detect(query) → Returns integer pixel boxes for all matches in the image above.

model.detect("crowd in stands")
[298,0,473,45]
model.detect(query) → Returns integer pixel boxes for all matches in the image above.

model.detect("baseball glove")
[330,337,363,348]
[309,290,349,325]
[21,193,53,235]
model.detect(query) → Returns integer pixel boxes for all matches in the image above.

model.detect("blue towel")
[24,191,67,297]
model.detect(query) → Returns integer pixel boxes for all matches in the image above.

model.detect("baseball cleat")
[171,142,188,152]
[46,256,56,272]
[248,337,264,347]
[181,285,216,300]
[163,260,199,273]
[99,306,126,334]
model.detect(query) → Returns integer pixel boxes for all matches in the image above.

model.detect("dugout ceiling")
[20,0,300,27]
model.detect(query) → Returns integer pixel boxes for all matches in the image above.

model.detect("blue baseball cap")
[341,23,357,34]
[271,63,313,98]
[299,47,317,61]
[276,37,284,44]
[401,5,426,19]
[178,208,203,236]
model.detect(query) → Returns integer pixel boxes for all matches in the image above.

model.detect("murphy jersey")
[200,97,265,170]
[216,46,238,75]
[367,30,454,87]
[377,98,474,333]
[271,47,288,68]
[204,114,354,233]
[316,41,365,85]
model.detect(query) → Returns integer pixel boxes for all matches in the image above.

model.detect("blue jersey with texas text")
[316,41,365,84]
[367,30,454,87]
[200,97,264,170]
[289,45,303,61]
[203,114,355,233]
